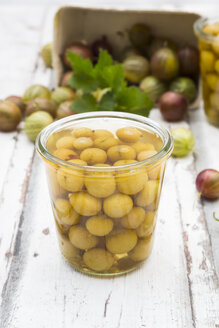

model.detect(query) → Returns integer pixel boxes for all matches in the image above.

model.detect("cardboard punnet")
[53,6,201,108]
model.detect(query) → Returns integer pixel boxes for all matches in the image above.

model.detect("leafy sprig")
[67,49,153,116]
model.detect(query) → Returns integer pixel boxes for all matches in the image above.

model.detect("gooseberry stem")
[213,212,219,221]
[193,149,199,155]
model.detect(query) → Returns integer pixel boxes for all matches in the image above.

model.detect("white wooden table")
[0,4,219,328]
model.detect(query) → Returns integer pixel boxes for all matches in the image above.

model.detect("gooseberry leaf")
[99,91,117,111]
[101,65,125,92]
[94,50,113,73]
[66,49,153,116]
[70,94,98,113]
[69,73,99,93]
[67,51,93,75]
[116,86,154,116]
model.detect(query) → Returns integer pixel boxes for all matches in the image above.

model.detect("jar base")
[60,250,149,277]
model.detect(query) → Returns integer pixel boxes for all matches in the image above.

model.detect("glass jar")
[194,17,219,127]
[36,112,173,277]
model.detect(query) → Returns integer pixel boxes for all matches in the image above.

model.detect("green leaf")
[92,50,117,90]
[70,94,98,114]
[94,49,113,73]
[66,49,153,116]
[67,51,93,75]
[69,73,99,93]
[102,65,125,92]
[67,52,98,93]
[99,91,116,111]
[116,86,154,116]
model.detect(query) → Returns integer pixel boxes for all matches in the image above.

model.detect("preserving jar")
[194,17,219,127]
[36,112,173,276]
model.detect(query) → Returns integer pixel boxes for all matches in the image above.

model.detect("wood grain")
[0,4,218,328]
[0,5,55,310]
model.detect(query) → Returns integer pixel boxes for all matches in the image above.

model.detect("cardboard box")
[53,6,201,109]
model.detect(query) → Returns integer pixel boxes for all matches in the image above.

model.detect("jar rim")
[35,111,173,171]
[194,16,219,42]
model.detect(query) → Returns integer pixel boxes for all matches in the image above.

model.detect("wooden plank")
[0,155,194,328]
[189,108,219,276]
[0,5,50,199]
[151,109,219,328]
[0,3,218,328]
[3,108,219,328]
[173,154,219,327]
[0,5,56,307]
